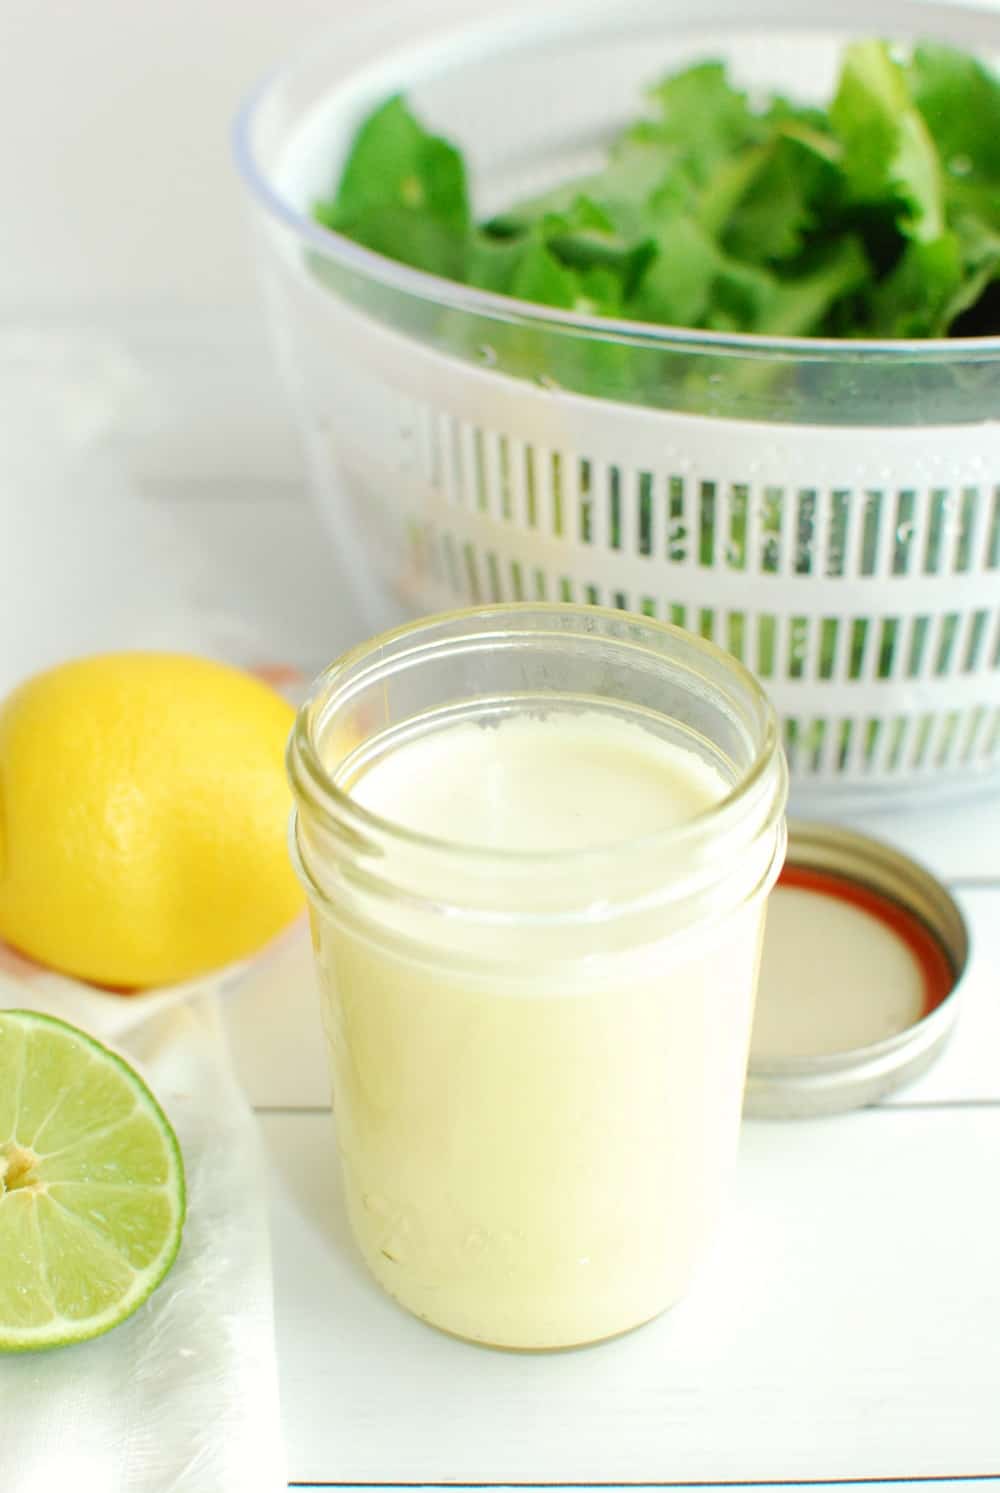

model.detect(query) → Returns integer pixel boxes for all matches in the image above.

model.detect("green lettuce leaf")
[830,41,944,241]
[314,95,470,277]
[315,42,1000,343]
[643,61,764,182]
[909,42,1000,181]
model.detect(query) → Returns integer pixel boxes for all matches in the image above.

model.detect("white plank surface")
[262,1106,1000,1486]
[842,800,1000,887]
[231,864,1000,1488]
[159,441,999,1489]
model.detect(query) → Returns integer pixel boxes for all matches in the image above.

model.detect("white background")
[0,0,347,319]
[0,0,389,691]
[2,5,1000,1488]
[0,0,985,321]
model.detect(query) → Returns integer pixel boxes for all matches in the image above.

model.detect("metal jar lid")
[744,821,969,1119]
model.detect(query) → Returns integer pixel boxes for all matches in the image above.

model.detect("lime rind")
[0,1010,186,1353]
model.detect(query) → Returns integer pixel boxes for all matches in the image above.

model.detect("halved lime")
[0,1010,186,1352]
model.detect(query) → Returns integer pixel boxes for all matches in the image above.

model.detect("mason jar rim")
[288,603,787,877]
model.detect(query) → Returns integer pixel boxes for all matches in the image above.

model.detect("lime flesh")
[0,1010,185,1352]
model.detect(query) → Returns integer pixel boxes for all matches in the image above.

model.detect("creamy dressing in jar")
[290,608,787,1348]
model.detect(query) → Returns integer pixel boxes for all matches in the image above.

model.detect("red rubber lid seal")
[778,864,955,1020]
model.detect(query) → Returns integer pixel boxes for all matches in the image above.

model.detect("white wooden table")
[6,321,999,1493]
[229,844,1000,1492]
[203,477,1000,1493]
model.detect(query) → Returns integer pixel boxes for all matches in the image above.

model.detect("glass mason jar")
[288,605,788,1349]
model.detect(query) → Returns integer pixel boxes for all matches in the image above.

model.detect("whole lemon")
[0,653,303,989]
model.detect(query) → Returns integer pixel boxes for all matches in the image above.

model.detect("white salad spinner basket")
[235,0,1000,807]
